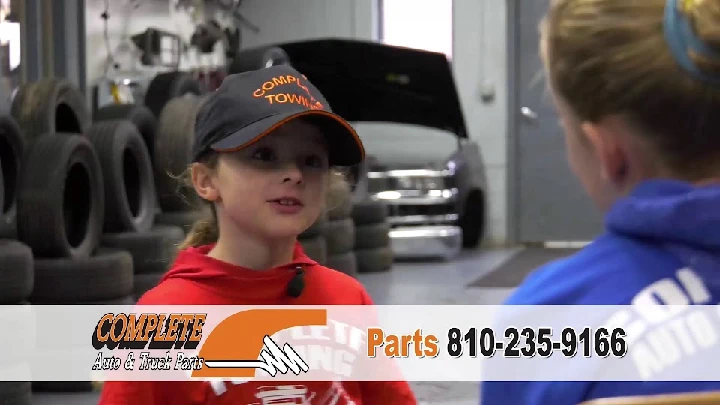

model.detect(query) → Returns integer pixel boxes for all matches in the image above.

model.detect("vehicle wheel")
[87,121,157,233]
[32,381,92,393]
[155,210,205,234]
[11,79,89,139]
[227,46,290,73]
[0,381,31,403]
[30,248,134,303]
[144,72,202,118]
[0,240,33,304]
[84,296,135,305]
[100,225,184,274]
[355,246,393,273]
[352,200,388,225]
[324,218,355,255]
[93,104,158,163]
[460,190,485,248]
[154,96,203,212]
[326,251,357,277]
[354,222,391,250]
[0,115,25,238]
[17,134,104,259]
[134,272,165,300]
[299,234,327,264]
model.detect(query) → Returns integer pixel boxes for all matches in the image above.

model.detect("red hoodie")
[98,242,417,405]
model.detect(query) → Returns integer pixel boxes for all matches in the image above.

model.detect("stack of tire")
[7,79,134,394]
[151,95,206,236]
[95,71,203,299]
[0,111,33,405]
[323,185,357,277]
[298,213,328,265]
[351,200,394,273]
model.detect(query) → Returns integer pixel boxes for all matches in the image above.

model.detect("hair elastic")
[663,0,720,85]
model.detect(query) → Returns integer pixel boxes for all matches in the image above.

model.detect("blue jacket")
[480,179,720,405]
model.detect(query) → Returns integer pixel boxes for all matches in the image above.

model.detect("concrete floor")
[31,247,519,405]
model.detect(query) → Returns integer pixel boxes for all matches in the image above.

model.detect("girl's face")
[199,119,330,241]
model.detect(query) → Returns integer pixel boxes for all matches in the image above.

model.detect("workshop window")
[379,0,453,59]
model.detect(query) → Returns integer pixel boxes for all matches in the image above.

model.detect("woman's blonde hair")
[542,0,720,179]
[175,153,352,250]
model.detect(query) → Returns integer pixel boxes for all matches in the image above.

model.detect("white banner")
[0,304,718,382]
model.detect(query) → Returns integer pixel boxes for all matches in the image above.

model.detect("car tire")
[155,210,205,235]
[326,251,357,277]
[324,218,355,255]
[154,96,203,212]
[87,120,157,233]
[93,104,158,163]
[100,225,184,274]
[11,79,90,139]
[144,72,202,118]
[0,115,25,238]
[354,222,391,250]
[30,249,134,303]
[299,235,327,264]
[352,200,388,226]
[0,240,33,304]
[355,246,393,273]
[17,134,104,259]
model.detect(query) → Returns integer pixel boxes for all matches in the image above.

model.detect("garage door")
[511,0,604,243]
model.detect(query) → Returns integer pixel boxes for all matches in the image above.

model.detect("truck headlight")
[396,176,445,191]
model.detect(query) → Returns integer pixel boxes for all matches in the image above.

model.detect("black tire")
[326,251,357,277]
[324,218,355,255]
[10,79,89,139]
[356,246,394,273]
[300,211,327,238]
[100,225,184,274]
[155,210,205,234]
[84,295,135,305]
[299,235,327,264]
[227,46,290,74]
[0,240,33,304]
[93,104,158,163]
[30,248,134,303]
[144,72,202,118]
[32,381,92,393]
[0,115,25,238]
[354,222,391,250]
[460,190,486,248]
[352,200,388,225]
[0,381,31,404]
[154,96,203,212]
[87,121,157,233]
[134,272,165,299]
[17,134,104,259]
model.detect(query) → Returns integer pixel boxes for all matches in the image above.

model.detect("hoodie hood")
[607,179,720,254]
[159,241,318,301]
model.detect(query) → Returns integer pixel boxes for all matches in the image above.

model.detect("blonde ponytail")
[178,207,219,250]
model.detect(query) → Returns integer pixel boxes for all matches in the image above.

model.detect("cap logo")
[251,74,324,110]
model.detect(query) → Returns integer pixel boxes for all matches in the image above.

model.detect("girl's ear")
[580,121,628,186]
[191,162,220,202]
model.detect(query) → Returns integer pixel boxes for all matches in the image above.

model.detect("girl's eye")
[305,154,325,168]
[251,147,276,162]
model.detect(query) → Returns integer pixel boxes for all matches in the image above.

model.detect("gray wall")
[84,0,510,247]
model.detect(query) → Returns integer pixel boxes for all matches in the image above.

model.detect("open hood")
[271,38,468,138]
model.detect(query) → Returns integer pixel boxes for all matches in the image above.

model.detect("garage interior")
[0,0,606,404]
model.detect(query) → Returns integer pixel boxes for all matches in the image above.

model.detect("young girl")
[481,0,720,404]
[98,65,417,404]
